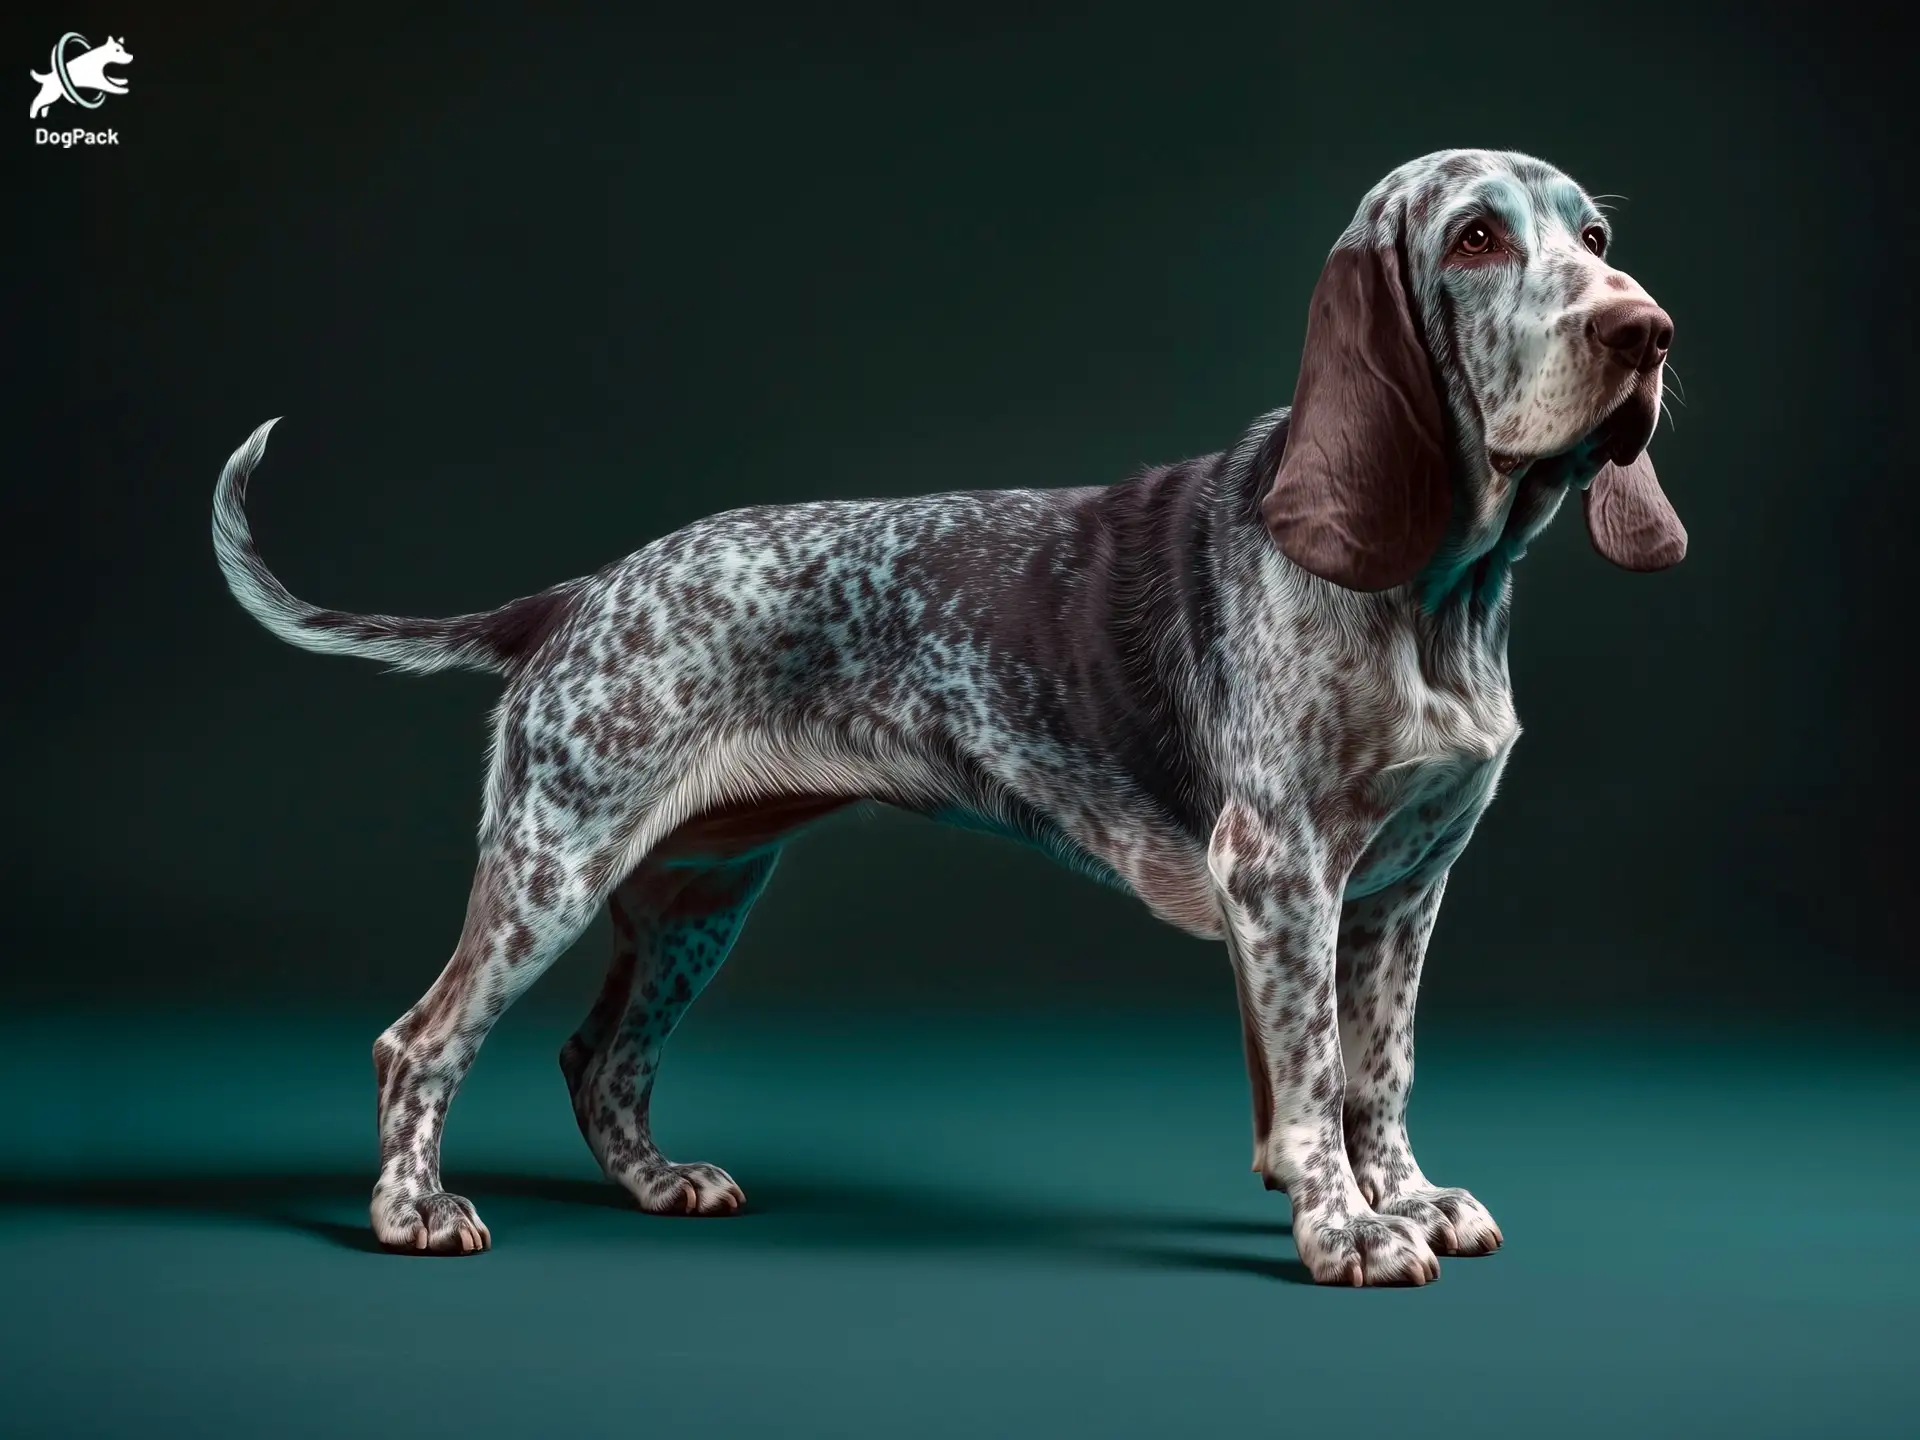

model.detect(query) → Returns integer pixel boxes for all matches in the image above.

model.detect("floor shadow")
[730,1172,1308,1280]
[0,1166,1309,1283]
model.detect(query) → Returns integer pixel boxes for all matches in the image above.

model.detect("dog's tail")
[212,418,579,677]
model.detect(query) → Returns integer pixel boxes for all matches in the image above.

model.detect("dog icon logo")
[29,33,132,119]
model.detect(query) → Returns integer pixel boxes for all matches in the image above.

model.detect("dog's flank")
[213,147,1683,1283]
[211,419,582,677]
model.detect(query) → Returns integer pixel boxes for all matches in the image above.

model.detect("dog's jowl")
[213,148,1684,1283]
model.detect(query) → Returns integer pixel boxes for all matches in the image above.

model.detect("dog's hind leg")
[369,816,625,1254]
[561,849,780,1216]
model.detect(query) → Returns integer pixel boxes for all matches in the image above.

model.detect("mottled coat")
[213,147,1685,1283]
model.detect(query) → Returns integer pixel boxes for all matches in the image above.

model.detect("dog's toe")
[1376,1186,1502,1257]
[620,1161,746,1217]
[372,1190,493,1256]
[1296,1211,1440,1287]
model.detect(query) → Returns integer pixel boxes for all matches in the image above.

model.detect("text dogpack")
[36,126,119,146]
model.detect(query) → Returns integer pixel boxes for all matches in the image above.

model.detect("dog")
[212,147,1684,1284]
[28,35,131,119]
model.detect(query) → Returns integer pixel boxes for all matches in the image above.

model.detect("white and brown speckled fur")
[212,149,1685,1282]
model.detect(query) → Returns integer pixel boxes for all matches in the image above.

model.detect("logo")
[30,32,130,145]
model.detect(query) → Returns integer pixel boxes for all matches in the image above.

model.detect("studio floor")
[1,1005,1913,1438]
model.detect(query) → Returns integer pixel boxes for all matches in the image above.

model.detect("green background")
[4,1,1913,1435]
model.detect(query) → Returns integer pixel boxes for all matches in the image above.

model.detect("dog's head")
[94,36,132,68]
[1260,149,1686,592]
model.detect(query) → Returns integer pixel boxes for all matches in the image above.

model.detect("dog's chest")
[1344,678,1519,899]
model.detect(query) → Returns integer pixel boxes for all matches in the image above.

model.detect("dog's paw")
[372,1189,492,1255]
[1294,1210,1440,1287]
[618,1161,745,1217]
[1374,1186,1503,1257]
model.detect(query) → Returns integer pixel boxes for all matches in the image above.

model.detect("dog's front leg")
[1207,799,1441,1287]
[1337,875,1503,1256]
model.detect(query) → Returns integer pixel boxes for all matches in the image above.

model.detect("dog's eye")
[1457,223,1496,257]
[1582,225,1608,257]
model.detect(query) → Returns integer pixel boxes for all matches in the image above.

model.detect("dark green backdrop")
[6,6,1915,1438]
[5,0,1910,1023]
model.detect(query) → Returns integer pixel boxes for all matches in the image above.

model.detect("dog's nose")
[1588,300,1674,375]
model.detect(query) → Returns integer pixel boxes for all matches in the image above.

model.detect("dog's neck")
[1413,434,1613,616]
[1416,513,1530,617]
[1217,409,1517,686]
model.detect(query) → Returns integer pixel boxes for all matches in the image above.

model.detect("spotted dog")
[212,147,1685,1283]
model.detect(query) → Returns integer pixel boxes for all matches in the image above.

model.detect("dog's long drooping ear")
[1260,242,1452,592]
[1584,452,1687,572]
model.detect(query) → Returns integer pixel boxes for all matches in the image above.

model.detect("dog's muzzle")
[1592,375,1662,467]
